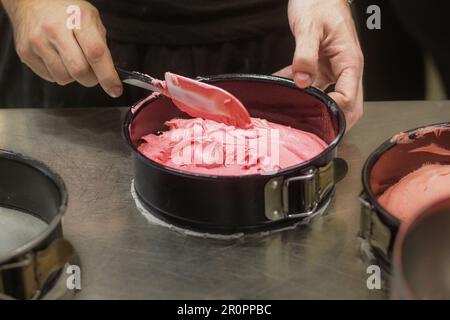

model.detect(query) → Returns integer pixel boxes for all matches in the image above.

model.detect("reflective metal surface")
[0,101,448,299]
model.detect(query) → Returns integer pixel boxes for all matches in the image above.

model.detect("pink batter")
[378,163,450,221]
[138,117,328,176]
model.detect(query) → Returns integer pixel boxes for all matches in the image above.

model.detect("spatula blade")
[165,72,252,129]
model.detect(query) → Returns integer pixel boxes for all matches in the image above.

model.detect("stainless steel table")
[1,101,449,299]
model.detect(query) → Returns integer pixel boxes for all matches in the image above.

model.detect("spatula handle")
[115,66,166,94]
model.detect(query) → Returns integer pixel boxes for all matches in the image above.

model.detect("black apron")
[0,0,293,108]
[353,0,450,100]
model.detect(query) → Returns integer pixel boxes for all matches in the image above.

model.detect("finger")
[50,30,98,87]
[312,75,333,91]
[273,65,294,78]
[330,73,363,131]
[291,27,320,88]
[328,66,360,112]
[30,39,73,85]
[74,19,123,98]
[26,57,55,83]
[17,46,54,82]
[345,79,364,131]
[312,61,334,90]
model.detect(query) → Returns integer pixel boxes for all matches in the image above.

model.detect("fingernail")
[108,85,123,98]
[294,72,312,87]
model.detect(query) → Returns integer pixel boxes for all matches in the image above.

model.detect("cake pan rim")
[123,73,346,180]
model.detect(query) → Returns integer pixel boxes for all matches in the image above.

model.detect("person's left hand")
[274,0,364,130]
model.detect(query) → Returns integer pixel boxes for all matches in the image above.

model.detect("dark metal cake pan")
[0,150,73,299]
[360,122,450,267]
[124,74,348,234]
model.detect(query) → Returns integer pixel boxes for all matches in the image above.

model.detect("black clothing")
[353,0,450,100]
[91,0,289,45]
[0,1,293,108]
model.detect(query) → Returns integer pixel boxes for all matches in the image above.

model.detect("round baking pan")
[124,74,348,234]
[391,198,450,299]
[0,150,73,300]
[360,122,450,268]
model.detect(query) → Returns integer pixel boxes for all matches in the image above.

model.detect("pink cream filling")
[378,163,450,222]
[378,127,450,222]
[138,117,328,176]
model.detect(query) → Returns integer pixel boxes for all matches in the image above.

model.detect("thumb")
[291,31,320,88]
[273,65,294,78]
[328,72,363,131]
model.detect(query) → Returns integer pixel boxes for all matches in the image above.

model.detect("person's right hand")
[274,0,364,130]
[2,0,123,97]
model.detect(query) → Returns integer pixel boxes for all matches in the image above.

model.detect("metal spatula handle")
[116,67,166,94]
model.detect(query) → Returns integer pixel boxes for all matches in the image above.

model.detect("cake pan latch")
[359,192,392,258]
[0,238,74,300]
[265,158,348,221]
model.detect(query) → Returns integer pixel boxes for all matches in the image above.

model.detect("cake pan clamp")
[265,158,347,221]
[0,239,74,300]
[359,192,393,260]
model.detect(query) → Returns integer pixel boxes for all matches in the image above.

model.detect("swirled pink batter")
[378,163,450,221]
[377,127,450,221]
[138,117,328,176]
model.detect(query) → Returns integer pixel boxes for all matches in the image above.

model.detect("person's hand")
[275,0,364,129]
[2,0,123,97]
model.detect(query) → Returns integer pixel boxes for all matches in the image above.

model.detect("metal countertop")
[1,100,448,299]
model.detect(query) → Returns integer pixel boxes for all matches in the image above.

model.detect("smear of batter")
[138,117,328,176]
[378,163,450,221]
